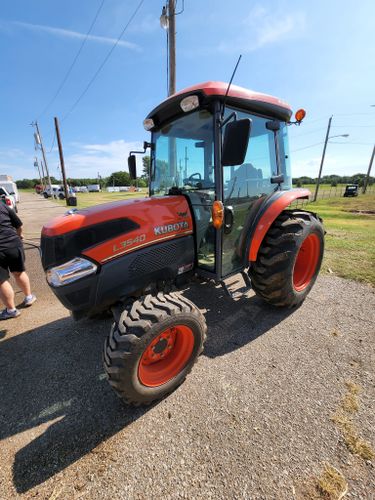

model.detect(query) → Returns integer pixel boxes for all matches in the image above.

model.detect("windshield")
[150,110,214,196]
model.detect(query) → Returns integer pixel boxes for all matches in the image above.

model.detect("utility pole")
[184,146,188,178]
[168,0,176,96]
[313,115,333,202]
[34,158,44,190]
[33,121,52,192]
[362,144,375,194]
[40,159,46,186]
[54,117,69,203]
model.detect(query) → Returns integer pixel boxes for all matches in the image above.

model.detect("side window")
[223,111,277,201]
[279,123,292,190]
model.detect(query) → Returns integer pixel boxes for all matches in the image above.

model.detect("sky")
[0,0,374,181]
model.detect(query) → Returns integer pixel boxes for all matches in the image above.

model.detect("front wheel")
[103,292,207,406]
[249,210,324,308]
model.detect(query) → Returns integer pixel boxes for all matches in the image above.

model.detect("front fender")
[248,189,310,262]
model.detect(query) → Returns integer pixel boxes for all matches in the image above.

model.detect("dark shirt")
[0,203,23,251]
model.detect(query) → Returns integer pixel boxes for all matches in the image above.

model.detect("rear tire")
[103,292,207,406]
[249,210,324,307]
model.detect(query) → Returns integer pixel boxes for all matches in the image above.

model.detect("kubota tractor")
[41,82,324,405]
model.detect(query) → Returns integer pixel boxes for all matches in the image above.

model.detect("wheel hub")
[141,327,176,365]
[138,324,195,387]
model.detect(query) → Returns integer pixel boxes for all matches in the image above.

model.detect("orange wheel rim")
[293,233,321,292]
[138,325,195,387]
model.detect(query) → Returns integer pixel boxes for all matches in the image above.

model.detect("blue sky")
[0,0,374,181]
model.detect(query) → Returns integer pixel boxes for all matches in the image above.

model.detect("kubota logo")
[154,221,189,236]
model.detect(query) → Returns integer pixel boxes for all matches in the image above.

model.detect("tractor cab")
[138,81,294,280]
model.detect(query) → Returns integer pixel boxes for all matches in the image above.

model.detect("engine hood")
[41,196,193,268]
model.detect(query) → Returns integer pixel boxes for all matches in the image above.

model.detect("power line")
[47,131,56,154]
[335,112,375,117]
[291,127,327,137]
[329,141,374,146]
[291,142,324,153]
[332,125,375,128]
[302,116,330,125]
[62,0,145,122]
[37,0,106,120]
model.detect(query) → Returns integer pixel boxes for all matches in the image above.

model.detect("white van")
[0,181,19,203]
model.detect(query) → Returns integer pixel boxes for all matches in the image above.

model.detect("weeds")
[331,380,374,461]
[316,463,348,500]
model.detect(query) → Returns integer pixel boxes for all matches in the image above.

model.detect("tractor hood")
[41,196,193,270]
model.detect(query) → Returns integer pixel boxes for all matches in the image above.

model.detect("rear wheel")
[249,210,324,307]
[104,292,207,406]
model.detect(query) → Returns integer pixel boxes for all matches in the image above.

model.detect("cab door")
[221,111,280,277]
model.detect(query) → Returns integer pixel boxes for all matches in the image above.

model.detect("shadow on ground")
[0,283,294,493]
[184,280,295,358]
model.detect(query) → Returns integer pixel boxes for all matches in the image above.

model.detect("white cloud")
[218,6,306,54]
[11,21,140,51]
[128,14,159,34]
[1,140,145,180]
[64,139,144,177]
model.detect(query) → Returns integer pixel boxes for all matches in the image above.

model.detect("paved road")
[0,192,374,499]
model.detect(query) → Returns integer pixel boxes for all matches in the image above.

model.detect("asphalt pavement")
[0,192,374,499]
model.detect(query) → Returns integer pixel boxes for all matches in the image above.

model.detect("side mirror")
[128,155,137,180]
[222,118,251,166]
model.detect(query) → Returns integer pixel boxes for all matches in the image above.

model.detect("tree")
[16,179,35,189]
[107,171,131,186]
[142,156,150,182]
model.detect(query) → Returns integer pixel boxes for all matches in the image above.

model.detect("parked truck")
[0,175,20,203]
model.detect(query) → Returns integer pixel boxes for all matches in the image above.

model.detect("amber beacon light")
[212,200,224,229]
[295,108,306,123]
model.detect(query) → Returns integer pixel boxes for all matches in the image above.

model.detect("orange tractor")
[41,82,324,405]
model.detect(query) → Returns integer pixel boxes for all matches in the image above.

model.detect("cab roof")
[146,81,292,128]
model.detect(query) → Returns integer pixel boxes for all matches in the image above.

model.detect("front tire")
[249,210,324,308]
[103,292,207,406]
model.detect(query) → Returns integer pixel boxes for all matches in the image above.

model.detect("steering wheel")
[188,172,201,182]
[184,172,202,186]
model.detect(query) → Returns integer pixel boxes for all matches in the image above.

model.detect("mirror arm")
[220,111,237,129]
[129,141,153,157]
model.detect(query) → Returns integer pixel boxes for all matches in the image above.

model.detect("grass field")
[54,189,148,209]
[307,194,375,286]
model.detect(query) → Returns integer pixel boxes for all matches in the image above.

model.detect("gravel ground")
[0,193,374,499]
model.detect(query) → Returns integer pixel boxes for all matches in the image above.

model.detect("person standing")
[0,202,36,319]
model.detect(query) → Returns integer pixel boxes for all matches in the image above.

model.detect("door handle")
[224,206,234,234]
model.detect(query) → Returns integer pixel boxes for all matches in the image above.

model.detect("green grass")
[54,189,148,209]
[307,194,375,286]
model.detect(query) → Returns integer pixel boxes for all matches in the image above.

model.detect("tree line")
[17,158,151,189]
[16,163,373,190]
[292,173,374,187]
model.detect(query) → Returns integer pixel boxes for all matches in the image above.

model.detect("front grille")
[128,239,187,277]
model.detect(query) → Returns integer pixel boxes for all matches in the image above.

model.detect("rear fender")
[247,189,310,262]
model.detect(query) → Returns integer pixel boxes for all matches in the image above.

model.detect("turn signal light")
[212,200,224,229]
[295,109,306,123]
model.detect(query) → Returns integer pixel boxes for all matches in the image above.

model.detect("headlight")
[143,118,155,131]
[46,257,97,287]
[180,95,199,112]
